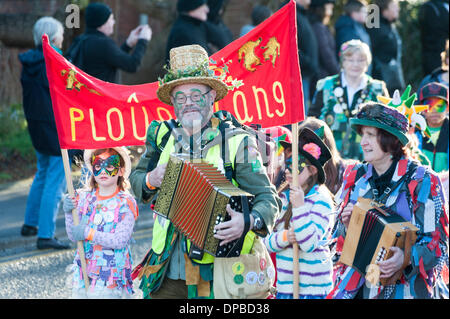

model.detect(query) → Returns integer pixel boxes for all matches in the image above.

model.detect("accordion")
[339,198,418,286]
[154,154,254,258]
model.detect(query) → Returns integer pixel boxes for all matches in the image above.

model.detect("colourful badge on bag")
[234,274,244,285]
[232,262,245,275]
[258,272,266,285]
[267,266,275,280]
[259,258,267,270]
[246,272,258,285]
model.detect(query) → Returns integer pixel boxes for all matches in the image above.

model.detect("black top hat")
[297,128,332,185]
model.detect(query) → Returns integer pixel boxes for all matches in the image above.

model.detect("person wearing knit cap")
[165,0,226,63]
[66,2,152,83]
[329,101,448,299]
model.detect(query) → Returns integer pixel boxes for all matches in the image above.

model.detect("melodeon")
[339,198,419,286]
[153,154,254,258]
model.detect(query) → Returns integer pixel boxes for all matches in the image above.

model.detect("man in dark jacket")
[419,0,449,75]
[165,0,230,63]
[66,2,151,83]
[368,0,405,95]
[281,0,319,112]
[19,17,70,250]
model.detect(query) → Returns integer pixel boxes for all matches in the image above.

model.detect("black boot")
[21,224,38,237]
[37,237,71,250]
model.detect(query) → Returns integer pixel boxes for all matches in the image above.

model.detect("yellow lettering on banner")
[131,106,149,140]
[89,108,106,141]
[69,107,84,141]
[233,91,253,123]
[106,108,124,141]
[273,81,286,117]
[156,107,172,121]
[252,86,274,119]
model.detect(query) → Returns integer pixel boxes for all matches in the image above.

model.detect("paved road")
[0,177,155,298]
[0,227,152,299]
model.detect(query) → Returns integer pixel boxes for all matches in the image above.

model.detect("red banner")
[43,0,303,149]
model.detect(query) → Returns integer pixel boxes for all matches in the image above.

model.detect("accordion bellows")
[339,198,418,286]
[154,154,254,257]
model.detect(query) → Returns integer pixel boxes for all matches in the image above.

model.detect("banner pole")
[61,149,90,291]
[291,122,300,299]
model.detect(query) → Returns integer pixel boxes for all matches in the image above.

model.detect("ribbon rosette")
[303,143,321,160]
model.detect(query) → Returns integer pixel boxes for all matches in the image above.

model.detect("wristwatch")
[251,212,263,231]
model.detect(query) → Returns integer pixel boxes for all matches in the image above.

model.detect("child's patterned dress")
[65,188,138,298]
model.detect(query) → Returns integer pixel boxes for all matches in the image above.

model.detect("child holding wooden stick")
[263,128,335,299]
[63,147,138,298]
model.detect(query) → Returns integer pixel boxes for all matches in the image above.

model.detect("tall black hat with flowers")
[297,128,332,185]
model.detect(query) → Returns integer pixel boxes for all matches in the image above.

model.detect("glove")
[63,194,77,213]
[71,218,89,241]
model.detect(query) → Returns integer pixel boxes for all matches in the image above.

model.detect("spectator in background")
[66,2,152,83]
[65,2,151,181]
[166,0,227,62]
[335,0,371,66]
[240,5,272,37]
[18,17,70,250]
[206,0,233,49]
[416,82,449,173]
[419,0,449,75]
[309,40,388,160]
[419,39,449,90]
[282,0,319,113]
[308,0,340,99]
[368,0,405,96]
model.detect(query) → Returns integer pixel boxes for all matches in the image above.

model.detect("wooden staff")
[61,149,90,290]
[291,123,300,299]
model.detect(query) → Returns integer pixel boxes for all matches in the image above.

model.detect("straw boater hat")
[83,147,131,179]
[156,44,229,106]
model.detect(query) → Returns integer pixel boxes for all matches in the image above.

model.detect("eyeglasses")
[172,89,211,105]
[344,58,367,64]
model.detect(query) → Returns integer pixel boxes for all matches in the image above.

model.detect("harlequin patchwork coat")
[330,158,449,299]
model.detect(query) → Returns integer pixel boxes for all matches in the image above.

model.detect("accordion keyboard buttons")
[376,247,387,263]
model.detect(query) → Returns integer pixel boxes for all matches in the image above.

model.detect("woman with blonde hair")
[309,39,389,160]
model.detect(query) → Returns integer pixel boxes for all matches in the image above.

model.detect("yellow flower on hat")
[377,85,431,138]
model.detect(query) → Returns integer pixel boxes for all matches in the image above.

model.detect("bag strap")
[146,119,178,172]
[369,162,417,204]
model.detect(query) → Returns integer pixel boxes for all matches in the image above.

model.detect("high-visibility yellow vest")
[151,122,256,264]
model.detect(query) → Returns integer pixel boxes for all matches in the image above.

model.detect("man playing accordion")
[129,44,281,299]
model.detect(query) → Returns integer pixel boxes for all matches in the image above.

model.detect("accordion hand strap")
[236,195,251,251]
[382,228,413,286]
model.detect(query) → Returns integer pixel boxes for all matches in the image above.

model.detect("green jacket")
[130,111,281,234]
